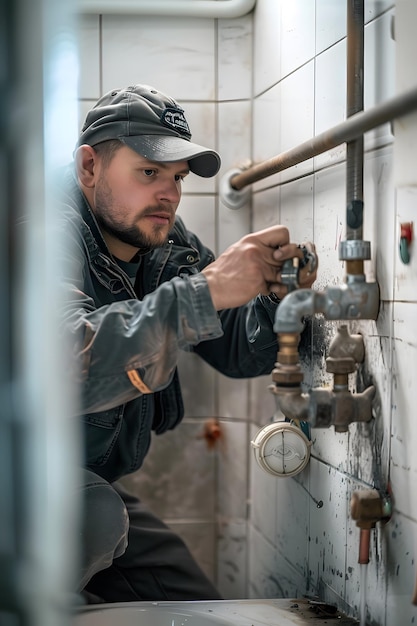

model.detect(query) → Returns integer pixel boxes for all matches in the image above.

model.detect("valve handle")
[281,243,317,292]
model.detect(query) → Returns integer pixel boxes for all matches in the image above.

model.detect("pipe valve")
[281,244,318,292]
[350,489,392,565]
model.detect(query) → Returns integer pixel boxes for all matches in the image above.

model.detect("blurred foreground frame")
[1,0,81,624]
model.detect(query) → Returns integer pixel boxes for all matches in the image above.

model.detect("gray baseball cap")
[77,84,221,178]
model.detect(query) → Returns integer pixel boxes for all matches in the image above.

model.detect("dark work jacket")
[58,165,280,482]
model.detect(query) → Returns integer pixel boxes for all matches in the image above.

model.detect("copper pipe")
[230,86,417,191]
[358,528,371,564]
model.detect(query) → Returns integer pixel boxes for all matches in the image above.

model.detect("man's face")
[92,145,189,254]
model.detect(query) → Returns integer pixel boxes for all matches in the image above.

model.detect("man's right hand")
[201,225,317,311]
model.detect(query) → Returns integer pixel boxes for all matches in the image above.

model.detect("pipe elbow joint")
[272,388,310,421]
[274,289,317,334]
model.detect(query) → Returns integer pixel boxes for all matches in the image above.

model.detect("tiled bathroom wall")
[77,1,417,623]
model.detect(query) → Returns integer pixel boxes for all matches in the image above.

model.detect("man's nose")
[158,178,181,204]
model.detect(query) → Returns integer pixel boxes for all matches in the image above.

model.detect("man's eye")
[143,169,156,177]
[175,174,185,182]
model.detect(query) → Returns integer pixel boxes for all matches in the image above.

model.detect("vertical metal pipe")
[346,0,365,242]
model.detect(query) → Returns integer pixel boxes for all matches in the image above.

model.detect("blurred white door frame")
[1,0,80,624]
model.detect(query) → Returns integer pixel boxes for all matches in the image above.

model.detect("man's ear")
[75,144,99,188]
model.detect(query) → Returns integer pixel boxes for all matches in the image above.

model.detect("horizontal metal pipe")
[231,86,417,191]
[78,0,256,17]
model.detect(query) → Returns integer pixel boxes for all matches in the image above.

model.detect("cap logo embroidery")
[161,107,191,137]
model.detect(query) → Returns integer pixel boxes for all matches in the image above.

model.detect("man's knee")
[79,472,129,589]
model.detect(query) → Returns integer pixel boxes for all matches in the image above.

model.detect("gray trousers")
[79,470,222,602]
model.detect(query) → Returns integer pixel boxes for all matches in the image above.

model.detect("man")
[60,84,317,603]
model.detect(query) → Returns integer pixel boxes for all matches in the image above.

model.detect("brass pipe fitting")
[327,324,365,365]
[272,333,304,387]
[350,489,392,566]
[350,489,392,530]
[276,333,301,365]
[346,259,364,276]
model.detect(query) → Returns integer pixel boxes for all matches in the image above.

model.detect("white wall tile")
[316,0,346,55]
[249,527,306,600]
[218,100,252,252]
[253,62,315,191]
[280,0,315,79]
[177,350,217,417]
[177,101,217,195]
[217,421,249,520]
[217,199,251,256]
[390,301,417,521]
[315,0,394,57]
[170,520,217,583]
[77,15,101,100]
[218,100,251,177]
[253,0,281,96]
[313,162,347,290]
[279,175,314,243]
[177,194,216,253]
[120,420,216,521]
[217,519,248,599]
[252,187,280,234]
[363,146,395,297]
[393,0,417,187]
[277,62,315,185]
[310,424,350,472]
[218,16,252,101]
[249,374,278,429]
[218,376,250,421]
[314,40,347,170]
[365,0,395,23]
[253,0,315,95]
[364,10,396,152]
[247,525,280,598]
[386,512,417,625]
[307,459,349,602]
[252,83,281,190]
[101,15,216,101]
[274,471,310,598]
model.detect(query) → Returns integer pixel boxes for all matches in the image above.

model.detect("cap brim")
[120,135,221,178]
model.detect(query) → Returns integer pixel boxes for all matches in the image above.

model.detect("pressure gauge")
[251,421,312,478]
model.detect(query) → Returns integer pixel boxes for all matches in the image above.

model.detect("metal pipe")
[229,86,417,191]
[346,0,364,242]
[358,528,371,564]
[78,0,257,17]
[274,282,380,335]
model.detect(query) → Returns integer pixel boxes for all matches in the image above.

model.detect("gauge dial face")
[252,422,311,477]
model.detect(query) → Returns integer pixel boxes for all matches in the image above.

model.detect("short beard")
[94,173,171,251]
[95,214,167,250]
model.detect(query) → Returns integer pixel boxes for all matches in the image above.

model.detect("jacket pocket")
[82,405,124,466]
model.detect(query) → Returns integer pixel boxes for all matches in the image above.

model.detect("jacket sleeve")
[60,229,224,414]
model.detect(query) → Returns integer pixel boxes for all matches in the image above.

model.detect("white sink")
[71,599,317,626]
